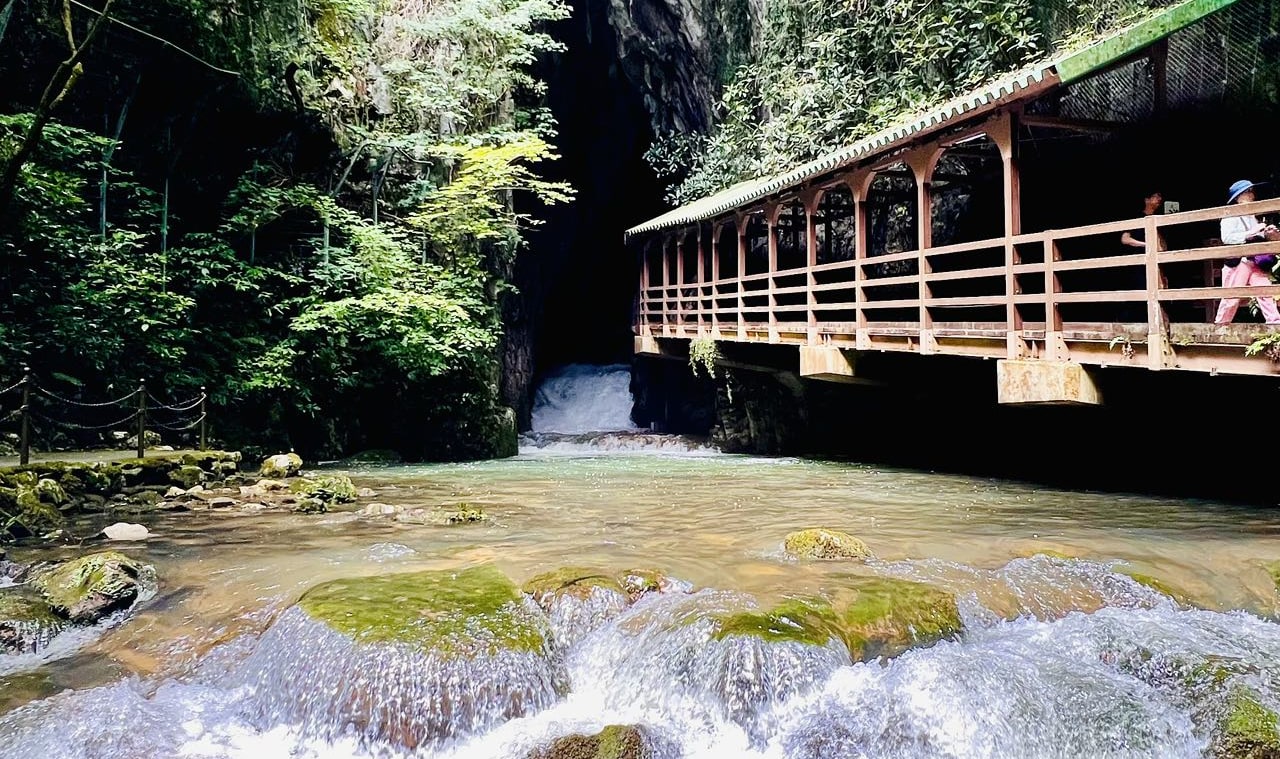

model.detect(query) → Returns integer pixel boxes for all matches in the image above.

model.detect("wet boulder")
[711,576,962,661]
[522,567,631,646]
[289,474,358,506]
[28,551,155,624]
[783,528,873,560]
[1213,687,1280,759]
[260,452,303,478]
[0,590,65,654]
[246,564,564,749]
[528,725,660,759]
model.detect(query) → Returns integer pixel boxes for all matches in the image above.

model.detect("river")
[0,365,1278,758]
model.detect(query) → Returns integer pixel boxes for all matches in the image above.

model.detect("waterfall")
[529,364,640,435]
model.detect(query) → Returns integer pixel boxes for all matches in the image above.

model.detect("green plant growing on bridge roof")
[689,336,722,379]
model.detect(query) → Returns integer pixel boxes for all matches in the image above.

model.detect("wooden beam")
[1020,114,1126,133]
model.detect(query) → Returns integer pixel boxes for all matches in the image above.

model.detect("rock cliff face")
[502,0,757,427]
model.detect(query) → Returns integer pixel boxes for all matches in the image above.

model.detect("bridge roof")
[624,0,1237,242]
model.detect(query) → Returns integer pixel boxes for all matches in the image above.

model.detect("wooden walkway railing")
[637,197,1280,377]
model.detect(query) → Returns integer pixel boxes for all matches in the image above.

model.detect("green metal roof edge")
[623,64,1055,241]
[1054,0,1239,83]
[624,0,1238,243]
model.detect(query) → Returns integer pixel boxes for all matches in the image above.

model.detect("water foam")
[3,561,1280,759]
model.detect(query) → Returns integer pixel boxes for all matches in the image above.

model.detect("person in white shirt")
[1214,179,1280,325]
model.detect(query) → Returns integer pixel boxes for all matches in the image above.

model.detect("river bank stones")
[783,528,873,560]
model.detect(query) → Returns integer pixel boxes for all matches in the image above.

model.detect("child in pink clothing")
[1214,180,1280,325]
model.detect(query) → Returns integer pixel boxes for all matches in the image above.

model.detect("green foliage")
[665,0,1177,205]
[0,0,574,461]
[688,336,722,379]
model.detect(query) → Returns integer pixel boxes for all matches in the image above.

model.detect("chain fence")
[0,367,208,464]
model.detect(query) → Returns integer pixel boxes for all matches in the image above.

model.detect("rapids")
[0,366,1277,757]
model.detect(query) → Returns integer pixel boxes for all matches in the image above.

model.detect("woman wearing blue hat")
[1214,179,1280,325]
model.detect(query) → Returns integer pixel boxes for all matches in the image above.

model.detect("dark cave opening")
[528,0,670,377]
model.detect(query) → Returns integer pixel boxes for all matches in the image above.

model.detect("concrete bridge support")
[996,359,1102,405]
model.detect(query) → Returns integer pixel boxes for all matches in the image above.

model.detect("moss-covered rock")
[33,478,67,506]
[528,725,653,759]
[29,551,153,624]
[1118,567,1188,603]
[260,452,303,478]
[289,474,358,505]
[1215,688,1280,759]
[393,505,489,525]
[298,564,550,656]
[710,577,961,661]
[523,568,625,604]
[619,569,675,600]
[0,473,64,539]
[0,590,65,654]
[168,465,205,489]
[783,528,873,560]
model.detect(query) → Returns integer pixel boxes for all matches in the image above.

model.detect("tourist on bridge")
[1120,189,1167,252]
[1214,180,1280,325]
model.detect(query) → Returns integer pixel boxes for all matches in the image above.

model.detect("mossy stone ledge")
[783,528,873,560]
[709,576,962,661]
[297,564,551,657]
[522,567,627,608]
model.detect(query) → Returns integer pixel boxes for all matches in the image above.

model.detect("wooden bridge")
[625,0,1280,403]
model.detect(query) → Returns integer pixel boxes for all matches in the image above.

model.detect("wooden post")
[853,176,870,349]
[737,222,747,341]
[993,111,1024,358]
[199,386,208,451]
[661,237,670,336]
[912,153,935,354]
[1044,237,1063,360]
[19,366,31,466]
[136,380,146,459]
[711,226,720,336]
[805,196,818,343]
[1145,214,1169,369]
[767,206,779,342]
[640,241,650,334]
[675,234,685,332]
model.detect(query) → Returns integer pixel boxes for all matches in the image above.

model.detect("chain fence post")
[199,386,208,451]
[19,366,31,466]
[136,380,146,459]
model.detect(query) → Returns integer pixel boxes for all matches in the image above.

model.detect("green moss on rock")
[833,577,962,659]
[529,725,652,759]
[169,465,205,489]
[1118,568,1187,603]
[1216,688,1280,759]
[298,564,549,656]
[29,551,152,624]
[783,528,872,560]
[261,452,303,478]
[710,577,961,661]
[713,596,842,647]
[0,590,64,654]
[522,567,625,604]
[289,474,358,505]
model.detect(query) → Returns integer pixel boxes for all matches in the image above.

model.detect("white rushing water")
[1,555,1277,758]
[529,364,641,435]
